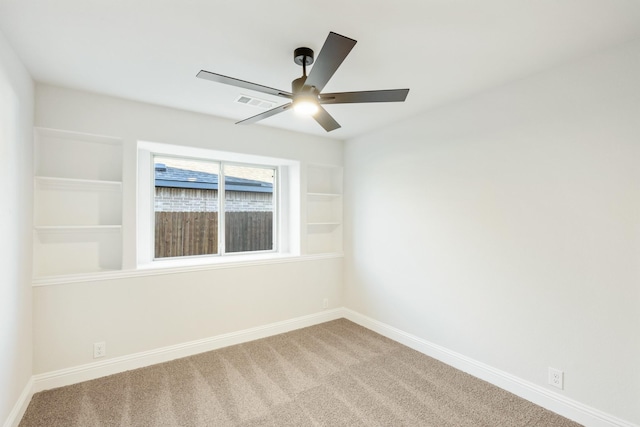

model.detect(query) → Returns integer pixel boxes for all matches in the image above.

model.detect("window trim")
[137,140,300,269]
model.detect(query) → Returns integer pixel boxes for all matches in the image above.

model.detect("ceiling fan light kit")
[293,96,319,116]
[197,31,409,132]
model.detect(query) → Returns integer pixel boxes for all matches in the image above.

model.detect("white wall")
[0,30,34,424]
[344,39,640,424]
[33,85,343,374]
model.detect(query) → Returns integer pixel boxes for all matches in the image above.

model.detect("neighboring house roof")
[154,164,273,193]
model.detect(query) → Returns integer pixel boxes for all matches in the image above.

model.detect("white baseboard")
[3,377,34,427]
[31,308,343,393]
[342,308,637,427]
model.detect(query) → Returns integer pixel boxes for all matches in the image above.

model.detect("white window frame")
[137,140,300,269]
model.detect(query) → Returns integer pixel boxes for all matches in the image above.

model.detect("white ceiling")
[2,1,640,140]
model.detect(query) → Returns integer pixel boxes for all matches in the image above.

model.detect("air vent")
[235,94,274,110]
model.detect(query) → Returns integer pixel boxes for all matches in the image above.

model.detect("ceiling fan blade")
[304,32,357,93]
[313,106,341,132]
[320,88,409,104]
[236,103,291,125]
[197,70,292,98]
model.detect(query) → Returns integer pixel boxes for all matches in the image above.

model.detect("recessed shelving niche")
[306,164,343,254]
[33,127,124,279]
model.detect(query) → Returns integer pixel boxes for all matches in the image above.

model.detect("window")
[153,156,275,258]
[137,141,300,268]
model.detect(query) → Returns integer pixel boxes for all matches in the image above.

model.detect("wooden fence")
[155,211,272,258]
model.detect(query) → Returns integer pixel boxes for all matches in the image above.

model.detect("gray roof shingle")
[154,164,272,193]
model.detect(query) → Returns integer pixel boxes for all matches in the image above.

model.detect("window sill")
[31,252,343,287]
[139,251,298,270]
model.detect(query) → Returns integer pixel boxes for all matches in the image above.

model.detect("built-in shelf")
[307,192,342,199]
[35,176,122,192]
[34,225,122,233]
[33,127,124,279]
[306,164,343,254]
[34,175,122,227]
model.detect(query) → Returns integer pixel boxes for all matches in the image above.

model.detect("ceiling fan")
[196,31,410,132]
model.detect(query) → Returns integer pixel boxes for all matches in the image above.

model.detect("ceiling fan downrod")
[293,46,315,95]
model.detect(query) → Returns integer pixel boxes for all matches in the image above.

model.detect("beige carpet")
[20,319,582,426]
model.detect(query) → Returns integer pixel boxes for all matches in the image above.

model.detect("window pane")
[224,164,275,253]
[154,156,220,258]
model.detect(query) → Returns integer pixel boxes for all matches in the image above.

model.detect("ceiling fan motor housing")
[292,75,317,94]
[292,75,320,107]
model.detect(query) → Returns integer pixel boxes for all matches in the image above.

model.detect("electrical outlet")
[323,298,329,309]
[548,367,563,389]
[94,341,106,359]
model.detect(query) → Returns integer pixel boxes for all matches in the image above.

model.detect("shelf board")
[33,267,123,282]
[35,127,123,146]
[35,176,122,191]
[307,192,342,200]
[307,222,341,231]
[34,225,122,234]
